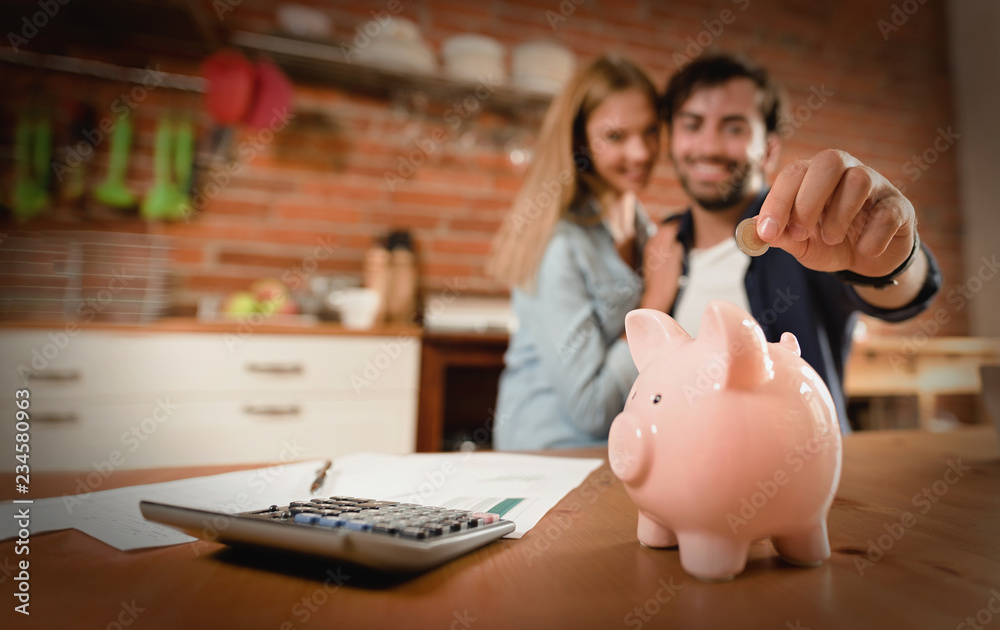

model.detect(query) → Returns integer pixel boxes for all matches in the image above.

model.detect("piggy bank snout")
[608,410,653,484]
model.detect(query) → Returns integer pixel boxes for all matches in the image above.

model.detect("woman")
[488,54,682,450]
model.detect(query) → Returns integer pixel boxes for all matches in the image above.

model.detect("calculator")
[139,496,516,572]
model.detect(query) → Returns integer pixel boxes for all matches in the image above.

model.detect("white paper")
[0,453,602,550]
[319,452,604,539]
[0,459,329,550]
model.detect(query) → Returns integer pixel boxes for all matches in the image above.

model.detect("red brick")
[428,239,493,256]
[218,251,311,269]
[414,170,493,189]
[299,181,386,200]
[185,275,262,293]
[369,210,442,230]
[468,196,514,213]
[494,175,525,192]
[448,217,503,233]
[420,262,479,279]
[391,190,468,208]
[273,202,364,223]
[202,198,270,218]
[170,248,204,264]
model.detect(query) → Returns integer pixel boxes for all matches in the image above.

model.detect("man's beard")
[678,159,757,212]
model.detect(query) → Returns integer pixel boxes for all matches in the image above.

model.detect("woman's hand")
[640,218,684,312]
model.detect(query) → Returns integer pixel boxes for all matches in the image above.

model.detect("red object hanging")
[243,59,295,130]
[202,49,256,125]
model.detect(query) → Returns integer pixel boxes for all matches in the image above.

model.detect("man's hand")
[756,149,927,309]
[756,149,915,278]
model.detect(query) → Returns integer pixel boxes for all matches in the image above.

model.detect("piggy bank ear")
[778,332,801,357]
[697,301,771,391]
[625,309,691,371]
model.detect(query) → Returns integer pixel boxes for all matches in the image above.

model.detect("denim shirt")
[493,200,656,450]
[670,188,943,434]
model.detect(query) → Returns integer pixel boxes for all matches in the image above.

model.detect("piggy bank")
[608,301,842,581]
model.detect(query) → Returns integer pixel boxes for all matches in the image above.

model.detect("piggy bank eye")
[651,394,662,404]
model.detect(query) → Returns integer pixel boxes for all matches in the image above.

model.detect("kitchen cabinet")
[0,325,420,470]
[416,331,508,452]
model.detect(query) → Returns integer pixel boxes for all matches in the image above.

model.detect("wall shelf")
[229,31,554,121]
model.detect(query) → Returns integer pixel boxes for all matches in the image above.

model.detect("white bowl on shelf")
[276,4,332,39]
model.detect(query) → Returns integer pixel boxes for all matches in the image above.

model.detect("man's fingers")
[757,160,808,243]
[820,166,874,245]
[855,201,905,260]
[789,150,852,241]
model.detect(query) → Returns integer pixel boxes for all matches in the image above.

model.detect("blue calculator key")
[294,513,321,525]
[318,516,344,528]
[343,520,373,532]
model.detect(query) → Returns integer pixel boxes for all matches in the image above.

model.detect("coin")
[735,217,770,257]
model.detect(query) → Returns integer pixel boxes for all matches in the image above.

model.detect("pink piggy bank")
[608,301,843,581]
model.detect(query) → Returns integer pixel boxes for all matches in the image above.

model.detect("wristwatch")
[831,232,921,289]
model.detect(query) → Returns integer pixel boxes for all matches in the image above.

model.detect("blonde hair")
[487,54,659,290]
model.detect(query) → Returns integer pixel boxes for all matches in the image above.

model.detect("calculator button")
[472,513,500,524]
[294,513,321,525]
[399,527,427,540]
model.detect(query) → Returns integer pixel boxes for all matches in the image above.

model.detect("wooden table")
[844,336,1000,428]
[3,427,1000,629]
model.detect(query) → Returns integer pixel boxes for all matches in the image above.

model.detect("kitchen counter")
[0,317,422,337]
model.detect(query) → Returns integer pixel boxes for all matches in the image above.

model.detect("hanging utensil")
[93,114,137,209]
[11,113,51,221]
[141,116,176,220]
[60,101,97,204]
[168,117,195,221]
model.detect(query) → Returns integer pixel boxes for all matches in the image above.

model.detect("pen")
[310,459,332,495]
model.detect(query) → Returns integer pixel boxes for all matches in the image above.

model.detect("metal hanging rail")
[0,47,206,92]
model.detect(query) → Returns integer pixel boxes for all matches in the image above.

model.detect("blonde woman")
[488,54,682,450]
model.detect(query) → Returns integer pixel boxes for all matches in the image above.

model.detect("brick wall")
[0,0,964,334]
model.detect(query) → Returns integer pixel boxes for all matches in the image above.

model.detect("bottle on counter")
[385,230,418,324]
[363,238,390,324]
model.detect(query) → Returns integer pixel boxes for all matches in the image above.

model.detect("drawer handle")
[33,412,80,424]
[27,369,82,383]
[242,404,301,418]
[245,363,304,376]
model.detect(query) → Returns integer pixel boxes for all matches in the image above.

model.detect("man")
[648,53,942,432]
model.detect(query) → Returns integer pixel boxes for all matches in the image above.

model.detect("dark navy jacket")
[671,189,943,433]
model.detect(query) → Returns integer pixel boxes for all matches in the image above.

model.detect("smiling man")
[653,53,943,433]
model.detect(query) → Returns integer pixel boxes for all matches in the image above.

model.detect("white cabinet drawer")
[0,331,420,397]
[0,395,416,471]
[0,331,133,400]
[0,328,421,472]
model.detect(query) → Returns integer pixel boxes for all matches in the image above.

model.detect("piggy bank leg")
[772,521,831,567]
[675,532,749,582]
[636,512,677,548]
